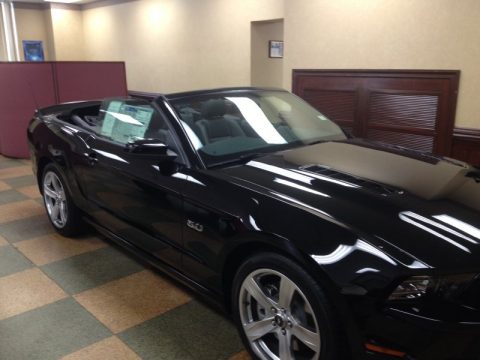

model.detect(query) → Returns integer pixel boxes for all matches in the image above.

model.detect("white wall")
[9,0,480,129]
[283,0,480,129]
[82,0,284,93]
[0,12,6,61]
[15,7,52,61]
[48,5,85,61]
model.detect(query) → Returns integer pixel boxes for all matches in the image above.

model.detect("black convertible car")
[28,88,480,360]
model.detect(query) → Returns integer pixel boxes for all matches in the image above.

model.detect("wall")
[8,0,480,129]
[0,11,6,60]
[48,4,85,61]
[283,0,480,129]
[14,6,51,61]
[82,0,283,93]
[43,6,56,60]
[251,19,284,89]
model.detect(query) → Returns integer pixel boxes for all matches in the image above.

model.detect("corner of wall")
[44,7,56,61]
[0,11,7,61]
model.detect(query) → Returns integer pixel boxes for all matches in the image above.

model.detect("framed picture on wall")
[23,41,45,62]
[269,40,284,58]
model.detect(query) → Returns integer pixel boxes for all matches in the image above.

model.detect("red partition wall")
[55,62,127,103]
[0,61,127,158]
[0,63,57,158]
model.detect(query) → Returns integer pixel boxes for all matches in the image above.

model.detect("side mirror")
[125,139,177,162]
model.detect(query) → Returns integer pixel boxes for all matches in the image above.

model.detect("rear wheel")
[232,253,340,360]
[42,164,82,236]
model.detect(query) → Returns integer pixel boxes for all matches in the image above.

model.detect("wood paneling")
[367,93,438,130]
[293,70,460,156]
[452,128,480,167]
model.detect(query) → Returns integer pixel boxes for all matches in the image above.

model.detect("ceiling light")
[44,0,81,4]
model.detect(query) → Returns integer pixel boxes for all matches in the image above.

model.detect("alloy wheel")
[239,268,321,360]
[43,171,68,229]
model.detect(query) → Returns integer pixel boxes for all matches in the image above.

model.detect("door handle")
[87,152,98,166]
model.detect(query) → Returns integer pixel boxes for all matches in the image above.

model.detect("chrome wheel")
[43,171,68,229]
[239,268,321,360]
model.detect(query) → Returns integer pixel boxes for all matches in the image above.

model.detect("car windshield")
[170,90,347,167]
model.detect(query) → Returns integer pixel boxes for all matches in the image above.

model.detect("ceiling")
[12,0,101,4]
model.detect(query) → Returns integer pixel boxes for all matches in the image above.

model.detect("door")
[78,98,187,268]
[251,19,284,88]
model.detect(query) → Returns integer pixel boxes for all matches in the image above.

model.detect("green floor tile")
[119,301,243,360]
[0,215,53,243]
[0,160,25,170]
[0,298,111,360]
[41,246,144,294]
[0,246,33,277]
[4,175,36,188]
[0,189,28,205]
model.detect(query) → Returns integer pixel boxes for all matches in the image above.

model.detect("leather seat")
[194,99,245,143]
[144,111,180,154]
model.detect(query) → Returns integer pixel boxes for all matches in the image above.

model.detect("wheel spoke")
[51,203,60,220]
[52,176,61,192]
[278,275,296,309]
[291,323,320,353]
[59,202,67,224]
[278,331,293,360]
[244,277,275,310]
[43,187,57,199]
[244,317,275,342]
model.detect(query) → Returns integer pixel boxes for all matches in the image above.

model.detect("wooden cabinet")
[293,70,460,156]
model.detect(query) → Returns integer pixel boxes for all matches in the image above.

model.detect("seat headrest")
[201,99,226,119]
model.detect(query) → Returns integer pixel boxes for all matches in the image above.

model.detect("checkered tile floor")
[0,155,250,360]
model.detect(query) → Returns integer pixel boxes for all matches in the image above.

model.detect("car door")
[79,98,187,268]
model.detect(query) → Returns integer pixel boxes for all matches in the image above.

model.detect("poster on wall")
[269,40,284,58]
[23,41,45,62]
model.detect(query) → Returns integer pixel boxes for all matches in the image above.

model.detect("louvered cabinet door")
[293,70,459,157]
[365,92,439,153]
[293,75,362,136]
[302,89,357,136]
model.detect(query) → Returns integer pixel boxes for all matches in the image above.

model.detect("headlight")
[388,274,479,303]
[388,276,432,300]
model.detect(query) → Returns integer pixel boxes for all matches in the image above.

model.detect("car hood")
[220,139,480,272]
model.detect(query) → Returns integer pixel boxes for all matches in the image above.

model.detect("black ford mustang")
[28,88,480,360]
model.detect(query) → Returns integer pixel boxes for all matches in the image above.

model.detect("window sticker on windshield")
[108,104,154,144]
[100,101,123,138]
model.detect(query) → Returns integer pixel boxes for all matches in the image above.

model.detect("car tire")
[232,252,341,360]
[41,163,83,237]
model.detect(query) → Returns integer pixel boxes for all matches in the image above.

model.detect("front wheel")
[232,253,340,360]
[42,163,83,236]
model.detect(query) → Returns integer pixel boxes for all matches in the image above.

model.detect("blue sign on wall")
[23,41,45,62]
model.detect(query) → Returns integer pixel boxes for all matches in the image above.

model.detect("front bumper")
[362,302,480,360]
